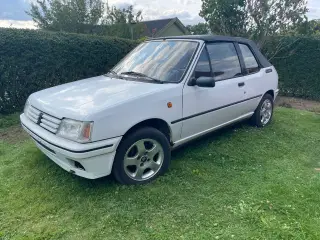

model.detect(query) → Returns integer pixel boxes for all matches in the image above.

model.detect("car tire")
[250,94,274,127]
[112,127,171,185]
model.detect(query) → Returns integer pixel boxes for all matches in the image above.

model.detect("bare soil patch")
[276,96,320,113]
[0,125,29,144]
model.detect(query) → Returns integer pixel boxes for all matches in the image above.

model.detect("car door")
[180,42,249,140]
[236,43,270,113]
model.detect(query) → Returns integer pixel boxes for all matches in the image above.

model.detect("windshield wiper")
[120,71,164,84]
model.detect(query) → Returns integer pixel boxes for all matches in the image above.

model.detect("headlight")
[57,119,93,143]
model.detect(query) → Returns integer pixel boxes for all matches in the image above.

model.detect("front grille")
[25,105,61,134]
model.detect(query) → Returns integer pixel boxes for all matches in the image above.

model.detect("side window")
[206,43,242,81]
[239,44,260,74]
[194,48,211,78]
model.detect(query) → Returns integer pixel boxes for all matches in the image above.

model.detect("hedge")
[0,28,138,114]
[262,36,320,100]
[1,30,320,114]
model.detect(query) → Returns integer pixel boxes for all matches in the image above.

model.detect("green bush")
[0,28,138,114]
[262,36,320,101]
[1,30,319,115]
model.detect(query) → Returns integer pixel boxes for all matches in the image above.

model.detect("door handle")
[238,82,245,87]
[265,69,273,73]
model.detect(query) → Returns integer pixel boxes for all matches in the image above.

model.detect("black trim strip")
[171,95,262,124]
[32,137,56,154]
[22,123,113,153]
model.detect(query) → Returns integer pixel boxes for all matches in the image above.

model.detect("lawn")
[0,108,320,240]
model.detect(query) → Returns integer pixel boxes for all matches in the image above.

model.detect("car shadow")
[171,121,248,158]
[29,120,252,191]
[82,121,250,186]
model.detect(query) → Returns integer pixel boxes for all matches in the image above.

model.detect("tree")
[200,0,308,46]
[27,1,145,39]
[102,4,144,39]
[200,0,248,36]
[246,0,308,45]
[305,19,320,35]
[186,23,210,35]
[27,0,104,33]
[105,5,143,24]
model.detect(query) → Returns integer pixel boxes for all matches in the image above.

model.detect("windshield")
[111,40,198,83]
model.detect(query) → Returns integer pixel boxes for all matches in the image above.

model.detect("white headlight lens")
[57,119,93,143]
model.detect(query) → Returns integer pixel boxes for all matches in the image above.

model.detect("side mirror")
[195,76,215,88]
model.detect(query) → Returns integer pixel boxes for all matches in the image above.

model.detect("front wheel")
[251,94,274,127]
[112,127,171,185]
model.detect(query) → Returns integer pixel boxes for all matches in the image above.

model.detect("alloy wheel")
[260,99,273,125]
[124,139,164,181]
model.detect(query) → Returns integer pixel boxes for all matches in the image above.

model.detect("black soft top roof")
[152,35,272,68]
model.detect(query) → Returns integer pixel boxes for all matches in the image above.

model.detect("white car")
[21,35,279,184]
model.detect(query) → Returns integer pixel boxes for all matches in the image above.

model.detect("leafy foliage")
[305,19,320,35]
[79,23,146,39]
[186,23,210,35]
[27,0,144,39]
[105,4,143,24]
[262,36,320,100]
[27,0,105,33]
[101,4,145,39]
[0,28,138,114]
[200,0,308,46]
[200,0,248,37]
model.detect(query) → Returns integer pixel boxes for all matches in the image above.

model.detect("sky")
[0,0,319,29]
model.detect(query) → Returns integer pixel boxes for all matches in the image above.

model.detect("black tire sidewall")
[112,127,171,185]
[252,94,274,127]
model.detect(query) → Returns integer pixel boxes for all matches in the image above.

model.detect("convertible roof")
[152,35,272,68]
[154,35,252,44]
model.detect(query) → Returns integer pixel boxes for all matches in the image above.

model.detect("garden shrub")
[0,28,138,114]
[262,36,320,101]
[1,29,319,115]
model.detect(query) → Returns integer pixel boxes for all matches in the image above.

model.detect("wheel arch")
[265,90,275,100]
[122,118,173,145]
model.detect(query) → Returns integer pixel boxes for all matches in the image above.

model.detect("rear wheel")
[112,127,171,185]
[251,94,274,127]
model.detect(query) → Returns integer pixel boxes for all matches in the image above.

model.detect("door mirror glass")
[195,76,215,88]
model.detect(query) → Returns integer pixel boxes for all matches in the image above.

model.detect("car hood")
[29,75,176,120]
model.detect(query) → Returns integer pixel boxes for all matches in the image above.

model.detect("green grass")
[0,113,21,129]
[0,108,320,240]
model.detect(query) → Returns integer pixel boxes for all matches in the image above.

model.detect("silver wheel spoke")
[135,140,146,155]
[147,144,160,160]
[134,166,145,179]
[124,156,139,167]
[149,160,161,171]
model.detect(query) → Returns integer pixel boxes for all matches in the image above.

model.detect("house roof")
[141,18,189,37]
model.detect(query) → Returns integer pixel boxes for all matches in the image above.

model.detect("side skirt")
[172,112,254,149]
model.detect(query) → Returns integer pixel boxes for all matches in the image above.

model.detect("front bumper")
[20,113,122,179]
[275,89,280,100]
